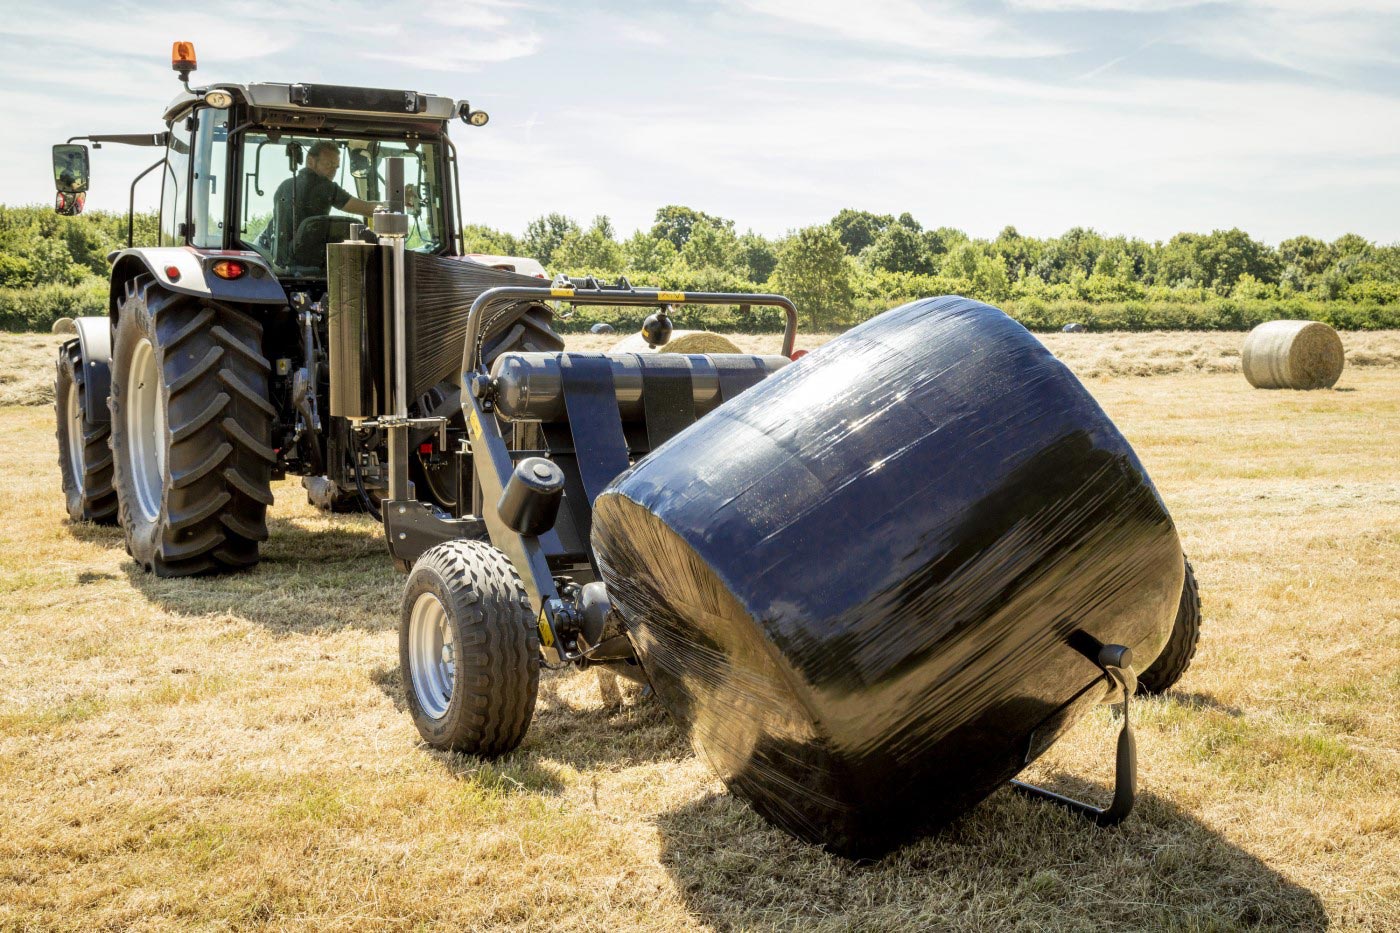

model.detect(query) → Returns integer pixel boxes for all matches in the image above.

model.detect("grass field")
[1,330,1397,931]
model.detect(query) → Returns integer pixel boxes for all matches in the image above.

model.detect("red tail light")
[790,349,808,361]
[164,265,181,282]
[210,260,246,280]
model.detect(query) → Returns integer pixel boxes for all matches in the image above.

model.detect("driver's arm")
[341,195,381,216]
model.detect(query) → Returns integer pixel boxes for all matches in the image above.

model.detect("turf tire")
[1138,558,1201,694]
[400,540,539,756]
[55,338,118,524]
[109,274,275,576]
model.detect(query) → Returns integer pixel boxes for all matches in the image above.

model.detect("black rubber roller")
[592,296,1186,858]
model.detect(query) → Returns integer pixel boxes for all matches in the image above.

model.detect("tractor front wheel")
[108,275,275,576]
[400,540,539,756]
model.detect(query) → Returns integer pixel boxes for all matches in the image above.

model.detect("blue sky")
[3,0,1398,244]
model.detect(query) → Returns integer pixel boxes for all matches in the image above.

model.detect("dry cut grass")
[0,330,1397,930]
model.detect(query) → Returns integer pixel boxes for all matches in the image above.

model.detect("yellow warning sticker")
[657,291,686,302]
[537,611,555,647]
[550,287,575,297]
[468,407,481,437]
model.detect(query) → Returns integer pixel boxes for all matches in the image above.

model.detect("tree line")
[2,202,1397,332]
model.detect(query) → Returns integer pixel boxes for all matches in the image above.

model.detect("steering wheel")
[290,214,361,267]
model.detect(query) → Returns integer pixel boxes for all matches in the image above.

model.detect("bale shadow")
[655,781,1328,932]
[120,515,400,635]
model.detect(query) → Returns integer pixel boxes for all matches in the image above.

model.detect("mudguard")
[51,315,112,424]
[108,247,287,318]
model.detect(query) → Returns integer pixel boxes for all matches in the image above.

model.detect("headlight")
[203,89,234,109]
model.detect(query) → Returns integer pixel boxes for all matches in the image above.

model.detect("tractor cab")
[51,41,488,286]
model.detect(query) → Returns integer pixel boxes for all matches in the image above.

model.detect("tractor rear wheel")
[1138,559,1202,694]
[109,275,275,576]
[55,339,118,524]
[400,540,539,756]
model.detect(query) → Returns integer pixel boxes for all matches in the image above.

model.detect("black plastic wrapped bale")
[591,296,1185,858]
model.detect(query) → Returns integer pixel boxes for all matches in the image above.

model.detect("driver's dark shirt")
[271,168,353,266]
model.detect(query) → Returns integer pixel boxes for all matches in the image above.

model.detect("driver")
[271,141,380,268]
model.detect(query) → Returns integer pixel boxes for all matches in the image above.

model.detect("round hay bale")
[1062,322,1085,333]
[589,322,615,335]
[610,329,743,354]
[1241,320,1344,390]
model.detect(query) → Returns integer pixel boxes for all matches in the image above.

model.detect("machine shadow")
[373,662,690,777]
[655,782,1328,932]
[120,514,401,634]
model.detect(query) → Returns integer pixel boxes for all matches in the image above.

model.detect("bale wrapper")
[593,296,1185,857]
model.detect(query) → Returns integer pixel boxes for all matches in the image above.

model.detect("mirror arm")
[68,132,169,149]
[128,157,167,248]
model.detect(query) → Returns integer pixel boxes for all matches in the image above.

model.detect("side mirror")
[55,191,86,216]
[53,143,90,195]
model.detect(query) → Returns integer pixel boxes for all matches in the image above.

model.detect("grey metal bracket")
[1010,643,1137,827]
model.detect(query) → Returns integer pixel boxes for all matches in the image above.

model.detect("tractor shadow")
[373,662,690,782]
[655,780,1328,932]
[120,514,400,635]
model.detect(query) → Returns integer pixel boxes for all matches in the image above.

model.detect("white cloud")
[728,0,1067,57]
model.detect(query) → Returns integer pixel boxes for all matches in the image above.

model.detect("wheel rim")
[65,378,85,482]
[126,337,166,522]
[409,592,456,720]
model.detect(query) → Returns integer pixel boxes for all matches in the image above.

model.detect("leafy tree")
[622,231,676,274]
[863,224,933,274]
[553,215,624,271]
[736,231,777,284]
[1279,235,1331,278]
[522,213,579,267]
[461,223,521,257]
[679,220,739,271]
[771,225,854,330]
[830,208,893,255]
[651,205,733,250]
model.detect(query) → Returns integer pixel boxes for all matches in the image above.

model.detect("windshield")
[238,132,447,277]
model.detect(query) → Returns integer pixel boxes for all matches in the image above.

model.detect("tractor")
[51,40,546,574]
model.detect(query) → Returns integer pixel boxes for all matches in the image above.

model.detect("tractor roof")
[163,82,459,126]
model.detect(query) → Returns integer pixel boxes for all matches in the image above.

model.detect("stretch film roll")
[592,296,1185,857]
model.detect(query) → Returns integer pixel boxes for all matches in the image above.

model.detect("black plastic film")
[637,354,698,449]
[591,296,1184,857]
[402,253,556,400]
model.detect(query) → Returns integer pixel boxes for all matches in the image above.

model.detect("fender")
[51,316,113,424]
[108,246,287,322]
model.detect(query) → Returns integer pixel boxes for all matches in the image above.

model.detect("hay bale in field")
[1062,322,1086,333]
[1241,320,1344,390]
[610,329,743,354]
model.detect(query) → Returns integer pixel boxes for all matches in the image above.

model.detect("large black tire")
[1138,559,1202,694]
[108,275,275,577]
[55,339,118,524]
[400,540,539,756]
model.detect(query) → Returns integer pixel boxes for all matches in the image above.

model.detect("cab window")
[160,117,192,246]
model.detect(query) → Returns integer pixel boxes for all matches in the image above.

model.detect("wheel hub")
[409,592,455,720]
[65,378,85,482]
[126,337,166,522]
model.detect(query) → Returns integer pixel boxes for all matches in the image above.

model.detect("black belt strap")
[560,355,632,563]
[713,354,772,403]
[638,354,698,449]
